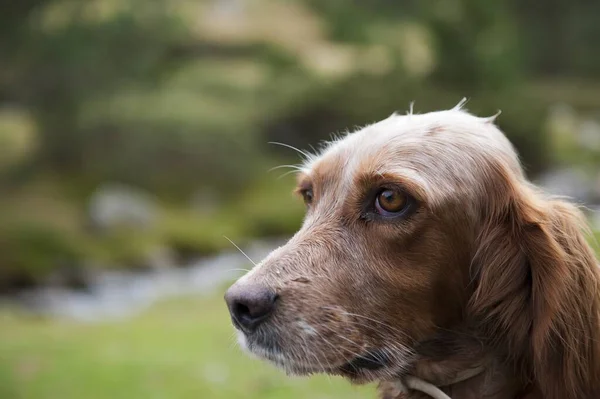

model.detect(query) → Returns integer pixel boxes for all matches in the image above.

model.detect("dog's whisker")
[224,268,252,274]
[227,332,242,352]
[268,164,304,173]
[298,333,334,384]
[320,306,411,339]
[310,329,363,366]
[317,323,410,371]
[277,169,302,179]
[294,322,357,365]
[268,141,314,161]
[319,323,361,349]
[340,318,413,344]
[223,236,257,266]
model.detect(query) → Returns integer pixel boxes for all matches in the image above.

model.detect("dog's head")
[225,106,515,382]
[224,106,600,397]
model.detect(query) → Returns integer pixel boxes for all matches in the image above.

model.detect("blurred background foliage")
[1,0,599,289]
[0,0,599,398]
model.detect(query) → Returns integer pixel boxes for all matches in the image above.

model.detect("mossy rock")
[87,229,163,269]
[0,223,86,291]
[235,173,304,238]
[159,217,227,262]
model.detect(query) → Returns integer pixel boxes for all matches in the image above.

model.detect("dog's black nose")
[225,284,277,333]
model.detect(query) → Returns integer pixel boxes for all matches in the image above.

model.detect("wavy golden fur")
[225,104,600,399]
[469,169,600,399]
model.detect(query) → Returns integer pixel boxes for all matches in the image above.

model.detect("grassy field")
[1,233,598,399]
[0,291,376,399]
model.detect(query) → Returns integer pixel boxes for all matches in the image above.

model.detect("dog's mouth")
[274,349,392,378]
[239,328,412,382]
[246,337,396,380]
[338,349,389,374]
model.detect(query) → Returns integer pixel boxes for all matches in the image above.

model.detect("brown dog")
[225,104,600,399]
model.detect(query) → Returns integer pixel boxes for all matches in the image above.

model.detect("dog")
[225,102,600,399]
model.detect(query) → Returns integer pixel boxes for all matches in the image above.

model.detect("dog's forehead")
[305,109,521,205]
[310,114,428,173]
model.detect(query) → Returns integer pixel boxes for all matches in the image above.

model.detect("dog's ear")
[470,177,600,399]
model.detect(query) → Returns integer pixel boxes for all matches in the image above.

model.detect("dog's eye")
[301,189,314,205]
[375,189,408,215]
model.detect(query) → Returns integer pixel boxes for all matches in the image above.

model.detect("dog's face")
[225,108,522,383]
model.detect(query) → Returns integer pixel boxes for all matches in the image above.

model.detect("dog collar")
[392,366,486,399]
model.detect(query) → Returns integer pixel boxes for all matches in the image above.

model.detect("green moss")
[158,210,245,260]
[0,223,87,288]
[87,230,163,269]
[236,176,304,238]
[158,173,304,260]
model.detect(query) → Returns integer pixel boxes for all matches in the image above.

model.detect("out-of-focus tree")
[0,0,267,195]
[0,0,598,288]
[513,0,600,79]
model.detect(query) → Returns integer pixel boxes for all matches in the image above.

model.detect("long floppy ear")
[469,179,600,399]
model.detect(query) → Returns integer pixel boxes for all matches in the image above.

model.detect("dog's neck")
[379,357,526,399]
[378,330,531,399]
[380,359,524,399]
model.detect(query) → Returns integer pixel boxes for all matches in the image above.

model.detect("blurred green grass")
[0,231,597,399]
[0,292,375,399]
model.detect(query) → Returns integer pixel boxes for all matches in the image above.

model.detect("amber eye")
[375,189,407,215]
[301,189,314,205]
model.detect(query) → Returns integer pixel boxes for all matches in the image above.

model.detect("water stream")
[5,239,285,322]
